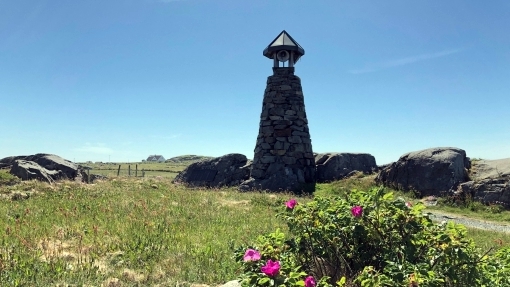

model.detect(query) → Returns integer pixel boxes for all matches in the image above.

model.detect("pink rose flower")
[286,199,297,209]
[304,276,316,287]
[351,205,363,218]
[261,259,281,277]
[243,249,261,262]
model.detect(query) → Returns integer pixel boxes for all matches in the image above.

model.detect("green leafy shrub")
[235,187,510,286]
[485,204,505,214]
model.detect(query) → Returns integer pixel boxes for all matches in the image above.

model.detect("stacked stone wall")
[240,67,315,192]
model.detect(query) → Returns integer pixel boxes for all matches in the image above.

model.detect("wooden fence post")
[117,165,121,176]
[128,165,131,177]
[142,169,145,177]
[135,164,138,177]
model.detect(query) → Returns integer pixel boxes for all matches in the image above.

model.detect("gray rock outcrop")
[0,156,26,169]
[2,154,79,179]
[457,158,510,206]
[376,147,470,197]
[470,158,510,180]
[10,160,64,184]
[1,153,102,184]
[24,154,79,179]
[173,153,250,188]
[315,153,377,183]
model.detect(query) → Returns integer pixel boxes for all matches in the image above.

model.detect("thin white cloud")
[73,143,113,154]
[349,49,463,74]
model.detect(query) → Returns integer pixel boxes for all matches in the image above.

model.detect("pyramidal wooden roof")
[263,30,305,61]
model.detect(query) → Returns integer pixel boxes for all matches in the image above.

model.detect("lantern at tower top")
[263,30,305,68]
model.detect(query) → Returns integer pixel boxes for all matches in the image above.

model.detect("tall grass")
[0,178,294,286]
[1,175,509,286]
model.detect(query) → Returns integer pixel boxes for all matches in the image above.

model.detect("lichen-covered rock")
[24,154,79,179]
[0,156,25,169]
[470,158,510,180]
[376,147,470,197]
[2,153,103,184]
[173,153,250,188]
[315,153,377,183]
[10,160,64,184]
[457,158,510,206]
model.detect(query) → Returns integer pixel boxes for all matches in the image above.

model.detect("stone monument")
[240,30,315,193]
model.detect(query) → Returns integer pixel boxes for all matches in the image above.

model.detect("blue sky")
[1,0,509,164]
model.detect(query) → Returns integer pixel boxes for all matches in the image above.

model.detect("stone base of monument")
[241,67,316,193]
[239,173,315,194]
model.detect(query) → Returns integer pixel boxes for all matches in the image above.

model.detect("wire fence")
[90,164,180,179]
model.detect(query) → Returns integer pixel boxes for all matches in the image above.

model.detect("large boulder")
[1,154,79,180]
[10,160,64,184]
[470,158,510,180]
[457,158,510,206]
[315,153,377,183]
[1,153,100,183]
[376,147,470,197]
[24,154,79,179]
[173,153,250,188]
[0,156,26,169]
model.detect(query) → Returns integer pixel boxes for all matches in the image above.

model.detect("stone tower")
[240,31,315,193]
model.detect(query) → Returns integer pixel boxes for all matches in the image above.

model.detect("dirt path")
[425,210,510,233]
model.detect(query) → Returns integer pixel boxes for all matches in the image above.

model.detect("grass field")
[80,155,210,175]
[1,170,510,286]
[0,178,292,286]
[82,161,192,180]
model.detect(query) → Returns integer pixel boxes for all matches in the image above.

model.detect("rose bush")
[350,205,363,218]
[286,199,298,210]
[244,249,261,262]
[235,187,510,286]
[304,275,316,287]
[261,260,281,277]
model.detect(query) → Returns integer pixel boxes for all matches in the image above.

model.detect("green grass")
[0,178,296,286]
[90,169,179,179]
[465,227,510,251]
[1,174,510,286]
[107,162,186,171]
[83,161,189,180]
[86,162,510,222]
[314,173,384,197]
[0,169,20,185]
[82,161,195,173]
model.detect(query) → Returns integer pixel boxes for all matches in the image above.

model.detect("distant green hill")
[165,155,212,164]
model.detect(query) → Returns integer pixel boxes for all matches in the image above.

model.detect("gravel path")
[426,210,510,233]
